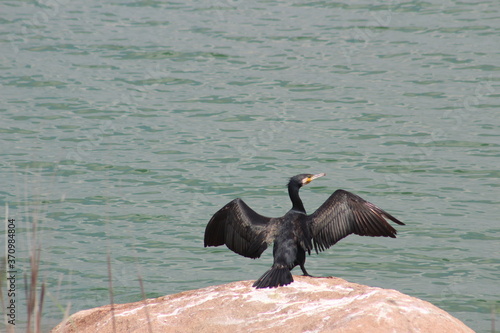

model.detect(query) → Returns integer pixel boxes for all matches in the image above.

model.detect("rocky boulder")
[52,276,474,333]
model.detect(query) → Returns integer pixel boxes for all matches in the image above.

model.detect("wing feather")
[204,198,275,259]
[308,190,405,253]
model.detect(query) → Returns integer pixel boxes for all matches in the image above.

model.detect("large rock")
[52,276,474,333]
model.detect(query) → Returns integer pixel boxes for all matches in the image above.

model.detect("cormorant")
[204,173,405,289]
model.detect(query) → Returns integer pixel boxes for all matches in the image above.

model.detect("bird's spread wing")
[308,190,405,253]
[204,198,275,259]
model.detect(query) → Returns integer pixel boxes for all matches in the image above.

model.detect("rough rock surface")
[52,276,474,333]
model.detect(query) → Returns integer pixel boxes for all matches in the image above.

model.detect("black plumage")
[204,173,405,289]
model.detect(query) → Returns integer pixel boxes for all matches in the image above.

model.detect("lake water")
[1,1,499,332]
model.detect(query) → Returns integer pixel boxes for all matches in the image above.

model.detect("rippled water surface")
[1,1,499,332]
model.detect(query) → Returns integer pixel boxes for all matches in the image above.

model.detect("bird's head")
[288,173,326,189]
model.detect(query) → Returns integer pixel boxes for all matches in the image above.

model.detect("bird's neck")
[289,186,306,213]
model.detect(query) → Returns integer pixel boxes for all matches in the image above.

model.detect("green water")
[1,1,499,332]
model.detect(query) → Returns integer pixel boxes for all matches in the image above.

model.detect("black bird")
[204,173,405,289]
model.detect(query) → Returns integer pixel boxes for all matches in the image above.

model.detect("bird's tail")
[252,266,293,289]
